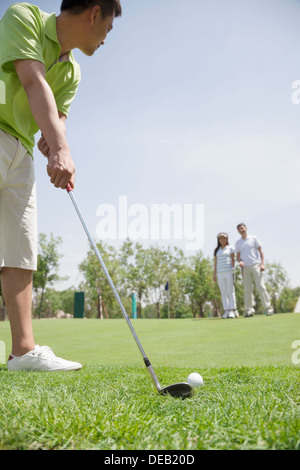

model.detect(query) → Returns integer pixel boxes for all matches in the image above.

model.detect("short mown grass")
[0,314,299,450]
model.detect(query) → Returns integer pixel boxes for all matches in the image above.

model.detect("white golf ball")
[187,372,203,388]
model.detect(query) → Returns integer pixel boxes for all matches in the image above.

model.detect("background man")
[235,223,273,317]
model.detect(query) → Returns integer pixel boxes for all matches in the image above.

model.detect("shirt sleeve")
[58,70,81,117]
[254,236,262,248]
[0,4,44,73]
[56,82,80,117]
[47,60,81,117]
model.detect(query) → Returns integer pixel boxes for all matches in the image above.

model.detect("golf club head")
[159,382,194,399]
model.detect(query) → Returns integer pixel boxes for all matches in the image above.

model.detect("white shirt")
[235,235,262,266]
[216,245,235,273]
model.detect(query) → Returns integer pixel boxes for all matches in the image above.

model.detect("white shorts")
[0,129,37,270]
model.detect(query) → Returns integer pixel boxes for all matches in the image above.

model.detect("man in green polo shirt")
[0,0,122,371]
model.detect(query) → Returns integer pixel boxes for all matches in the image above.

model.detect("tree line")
[1,233,299,320]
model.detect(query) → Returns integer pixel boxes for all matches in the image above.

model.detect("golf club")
[66,184,194,399]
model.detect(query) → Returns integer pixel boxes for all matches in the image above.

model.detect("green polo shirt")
[0,3,81,156]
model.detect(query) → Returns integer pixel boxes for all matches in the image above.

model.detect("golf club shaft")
[66,186,162,391]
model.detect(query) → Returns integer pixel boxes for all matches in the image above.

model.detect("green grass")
[0,314,299,450]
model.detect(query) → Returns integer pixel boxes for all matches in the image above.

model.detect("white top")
[216,245,235,273]
[235,235,262,266]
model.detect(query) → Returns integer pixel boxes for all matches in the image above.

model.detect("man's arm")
[258,247,265,271]
[14,59,75,189]
[38,112,67,158]
[236,251,244,267]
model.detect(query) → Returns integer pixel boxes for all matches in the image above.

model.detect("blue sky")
[1,0,300,289]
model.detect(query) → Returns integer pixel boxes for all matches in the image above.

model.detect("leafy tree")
[143,244,175,318]
[42,287,76,317]
[78,241,125,318]
[33,233,65,318]
[118,239,148,318]
[163,247,191,318]
[185,251,216,318]
[264,262,289,313]
[278,286,300,313]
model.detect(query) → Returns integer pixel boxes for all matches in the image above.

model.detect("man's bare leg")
[1,267,35,356]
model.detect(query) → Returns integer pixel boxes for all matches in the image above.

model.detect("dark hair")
[213,235,229,257]
[237,223,246,230]
[60,0,122,18]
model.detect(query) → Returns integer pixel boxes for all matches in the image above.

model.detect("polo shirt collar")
[44,12,59,45]
[44,12,75,65]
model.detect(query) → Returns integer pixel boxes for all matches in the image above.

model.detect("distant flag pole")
[165,281,170,319]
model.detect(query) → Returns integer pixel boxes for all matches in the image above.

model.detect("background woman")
[213,232,238,318]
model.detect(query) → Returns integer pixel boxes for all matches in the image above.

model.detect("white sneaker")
[228,310,235,318]
[7,345,82,372]
[222,311,229,319]
[244,311,254,317]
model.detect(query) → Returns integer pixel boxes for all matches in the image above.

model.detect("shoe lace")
[33,345,56,359]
